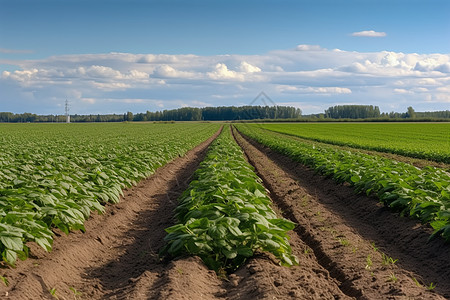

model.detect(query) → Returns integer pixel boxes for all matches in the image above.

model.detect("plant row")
[0,123,220,265]
[257,123,450,163]
[235,124,450,242]
[161,126,298,273]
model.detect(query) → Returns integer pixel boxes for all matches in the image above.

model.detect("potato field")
[0,122,449,299]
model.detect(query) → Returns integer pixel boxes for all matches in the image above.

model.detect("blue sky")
[1,0,449,115]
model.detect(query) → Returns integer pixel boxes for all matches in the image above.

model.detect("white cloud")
[152,65,198,79]
[190,100,212,107]
[207,63,244,81]
[81,98,96,104]
[436,63,450,73]
[295,45,324,51]
[277,85,352,94]
[91,82,131,91]
[394,88,413,94]
[351,30,387,37]
[86,65,121,78]
[1,46,450,115]
[239,61,261,73]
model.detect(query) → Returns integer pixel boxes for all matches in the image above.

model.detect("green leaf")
[236,247,253,257]
[3,249,17,265]
[222,248,237,259]
[0,235,23,251]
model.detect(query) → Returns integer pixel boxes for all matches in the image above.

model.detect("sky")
[0,0,449,115]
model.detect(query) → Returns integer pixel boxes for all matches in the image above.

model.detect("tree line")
[312,105,450,120]
[0,106,302,123]
[1,105,449,123]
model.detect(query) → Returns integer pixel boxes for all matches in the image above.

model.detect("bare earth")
[0,126,449,300]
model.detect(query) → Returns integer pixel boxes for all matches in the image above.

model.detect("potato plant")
[161,126,298,272]
[0,123,220,265]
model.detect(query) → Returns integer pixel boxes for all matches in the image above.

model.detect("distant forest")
[309,105,450,120]
[0,105,449,123]
[0,106,301,122]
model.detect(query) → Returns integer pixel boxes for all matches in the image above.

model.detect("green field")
[257,123,450,163]
[2,121,450,267]
[0,122,220,264]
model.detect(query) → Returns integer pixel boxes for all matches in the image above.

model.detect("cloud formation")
[1,45,449,115]
[351,30,387,37]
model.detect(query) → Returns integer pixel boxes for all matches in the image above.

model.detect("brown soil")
[233,127,450,300]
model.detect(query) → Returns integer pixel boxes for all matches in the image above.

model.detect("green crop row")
[257,123,450,163]
[161,126,298,273]
[235,124,450,242]
[0,123,220,265]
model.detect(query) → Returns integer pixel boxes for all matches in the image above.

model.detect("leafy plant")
[161,126,298,272]
[0,123,220,265]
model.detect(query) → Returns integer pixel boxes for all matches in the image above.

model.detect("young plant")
[427,282,437,290]
[69,287,82,298]
[381,252,398,266]
[386,273,398,283]
[338,238,350,247]
[412,277,423,288]
[0,275,8,287]
[49,288,58,299]
[365,255,373,270]
[371,242,378,252]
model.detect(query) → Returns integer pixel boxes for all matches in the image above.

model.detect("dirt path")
[233,127,450,300]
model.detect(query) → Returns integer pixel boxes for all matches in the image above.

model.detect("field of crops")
[0,122,219,265]
[235,124,450,242]
[257,123,450,163]
[1,122,450,299]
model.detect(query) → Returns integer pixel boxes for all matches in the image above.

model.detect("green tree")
[407,106,416,118]
[126,111,134,121]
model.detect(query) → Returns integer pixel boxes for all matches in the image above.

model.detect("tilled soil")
[1,126,449,300]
